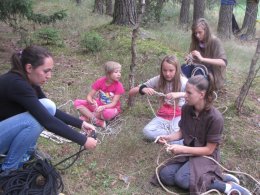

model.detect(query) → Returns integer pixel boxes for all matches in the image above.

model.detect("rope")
[91,115,125,142]
[40,100,76,144]
[0,159,64,195]
[154,145,260,194]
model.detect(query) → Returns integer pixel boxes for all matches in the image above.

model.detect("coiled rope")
[155,146,260,195]
[0,159,64,195]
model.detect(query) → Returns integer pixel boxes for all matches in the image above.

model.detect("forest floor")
[0,1,259,194]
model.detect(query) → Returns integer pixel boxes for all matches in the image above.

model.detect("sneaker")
[92,117,106,128]
[227,189,241,195]
[223,173,240,184]
[228,182,252,195]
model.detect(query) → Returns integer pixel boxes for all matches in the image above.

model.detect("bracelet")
[139,84,147,95]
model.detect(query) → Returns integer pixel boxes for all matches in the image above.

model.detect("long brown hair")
[158,55,181,94]
[189,18,215,57]
[187,74,216,110]
[10,45,52,79]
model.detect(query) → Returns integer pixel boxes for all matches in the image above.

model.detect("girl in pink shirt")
[74,61,125,128]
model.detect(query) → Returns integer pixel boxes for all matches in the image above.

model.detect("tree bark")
[76,0,81,5]
[93,0,104,15]
[179,0,190,30]
[235,39,260,114]
[193,0,205,23]
[105,0,113,16]
[240,0,259,40]
[128,0,145,107]
[217,5,234,39]
[112,0,137,26]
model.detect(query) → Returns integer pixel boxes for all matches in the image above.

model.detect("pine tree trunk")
[112,0,137,26]
[217,5,234,39]
[93,0,104,14]
[179,0,190,30]
[105,0,113,16]
[76,0,81,5]
[235,39,260,114]
[193,0,205,23]
[240,0,259,40]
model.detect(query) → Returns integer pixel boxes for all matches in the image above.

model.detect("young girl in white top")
[129,55,187,142]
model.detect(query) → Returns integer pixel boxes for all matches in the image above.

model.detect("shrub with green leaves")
[81,31,104,53]
[34,27,64,47]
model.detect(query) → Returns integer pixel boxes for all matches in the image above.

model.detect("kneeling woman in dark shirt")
[156,75,251,195]
[0,45,97,173]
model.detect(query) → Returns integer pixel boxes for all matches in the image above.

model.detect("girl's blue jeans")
[0,98,56,171]
[159,161,226,192]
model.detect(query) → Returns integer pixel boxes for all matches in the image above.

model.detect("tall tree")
[76,0,81,5]
[179,0,190,30]
[105,0,113,16]
[193,0,205,23]
[128,0,146,106]
[235,39,260,114]
[112,0,137,26]
[217,0,236,39]
[240,0,259,40]
[93,0,104,14]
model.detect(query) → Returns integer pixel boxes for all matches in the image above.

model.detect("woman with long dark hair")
[0,45,97,175]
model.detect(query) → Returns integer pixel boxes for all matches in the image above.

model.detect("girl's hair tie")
[18,50,23,58]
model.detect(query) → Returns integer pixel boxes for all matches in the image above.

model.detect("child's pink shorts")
[74,99,119,121]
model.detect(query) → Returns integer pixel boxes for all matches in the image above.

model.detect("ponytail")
[10,45,52,80]
[10,51,27,79]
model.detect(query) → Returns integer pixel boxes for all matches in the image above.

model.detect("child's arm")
[86,89,98,106]
[157,130,183,144]
[166,92,186,100]
[96,94,121,112]
[167,142,217,156]
[129,86,140,97]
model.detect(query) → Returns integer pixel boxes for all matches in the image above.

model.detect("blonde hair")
[103,61,121,76]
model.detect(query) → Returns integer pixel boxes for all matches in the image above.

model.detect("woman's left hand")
[82,121,96,134]
[191,50,204,63]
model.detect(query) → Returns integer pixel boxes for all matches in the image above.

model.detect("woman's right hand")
[84,137,97,150]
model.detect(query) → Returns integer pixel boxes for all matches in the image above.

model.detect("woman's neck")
[194,101,206,116]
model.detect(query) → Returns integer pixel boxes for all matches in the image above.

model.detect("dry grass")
[0,0,259,194]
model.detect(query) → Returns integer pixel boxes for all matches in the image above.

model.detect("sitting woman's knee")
[159,167,175,186]
[175,173,189,190]
[39,98,56,115]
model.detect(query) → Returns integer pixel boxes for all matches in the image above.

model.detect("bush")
[81,31,104,53]
[34,27,64,47]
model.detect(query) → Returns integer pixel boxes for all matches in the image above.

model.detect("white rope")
[155,146,260,195]
[93,115,125,141]
[40,130,72,144]
[40,100,76,144]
